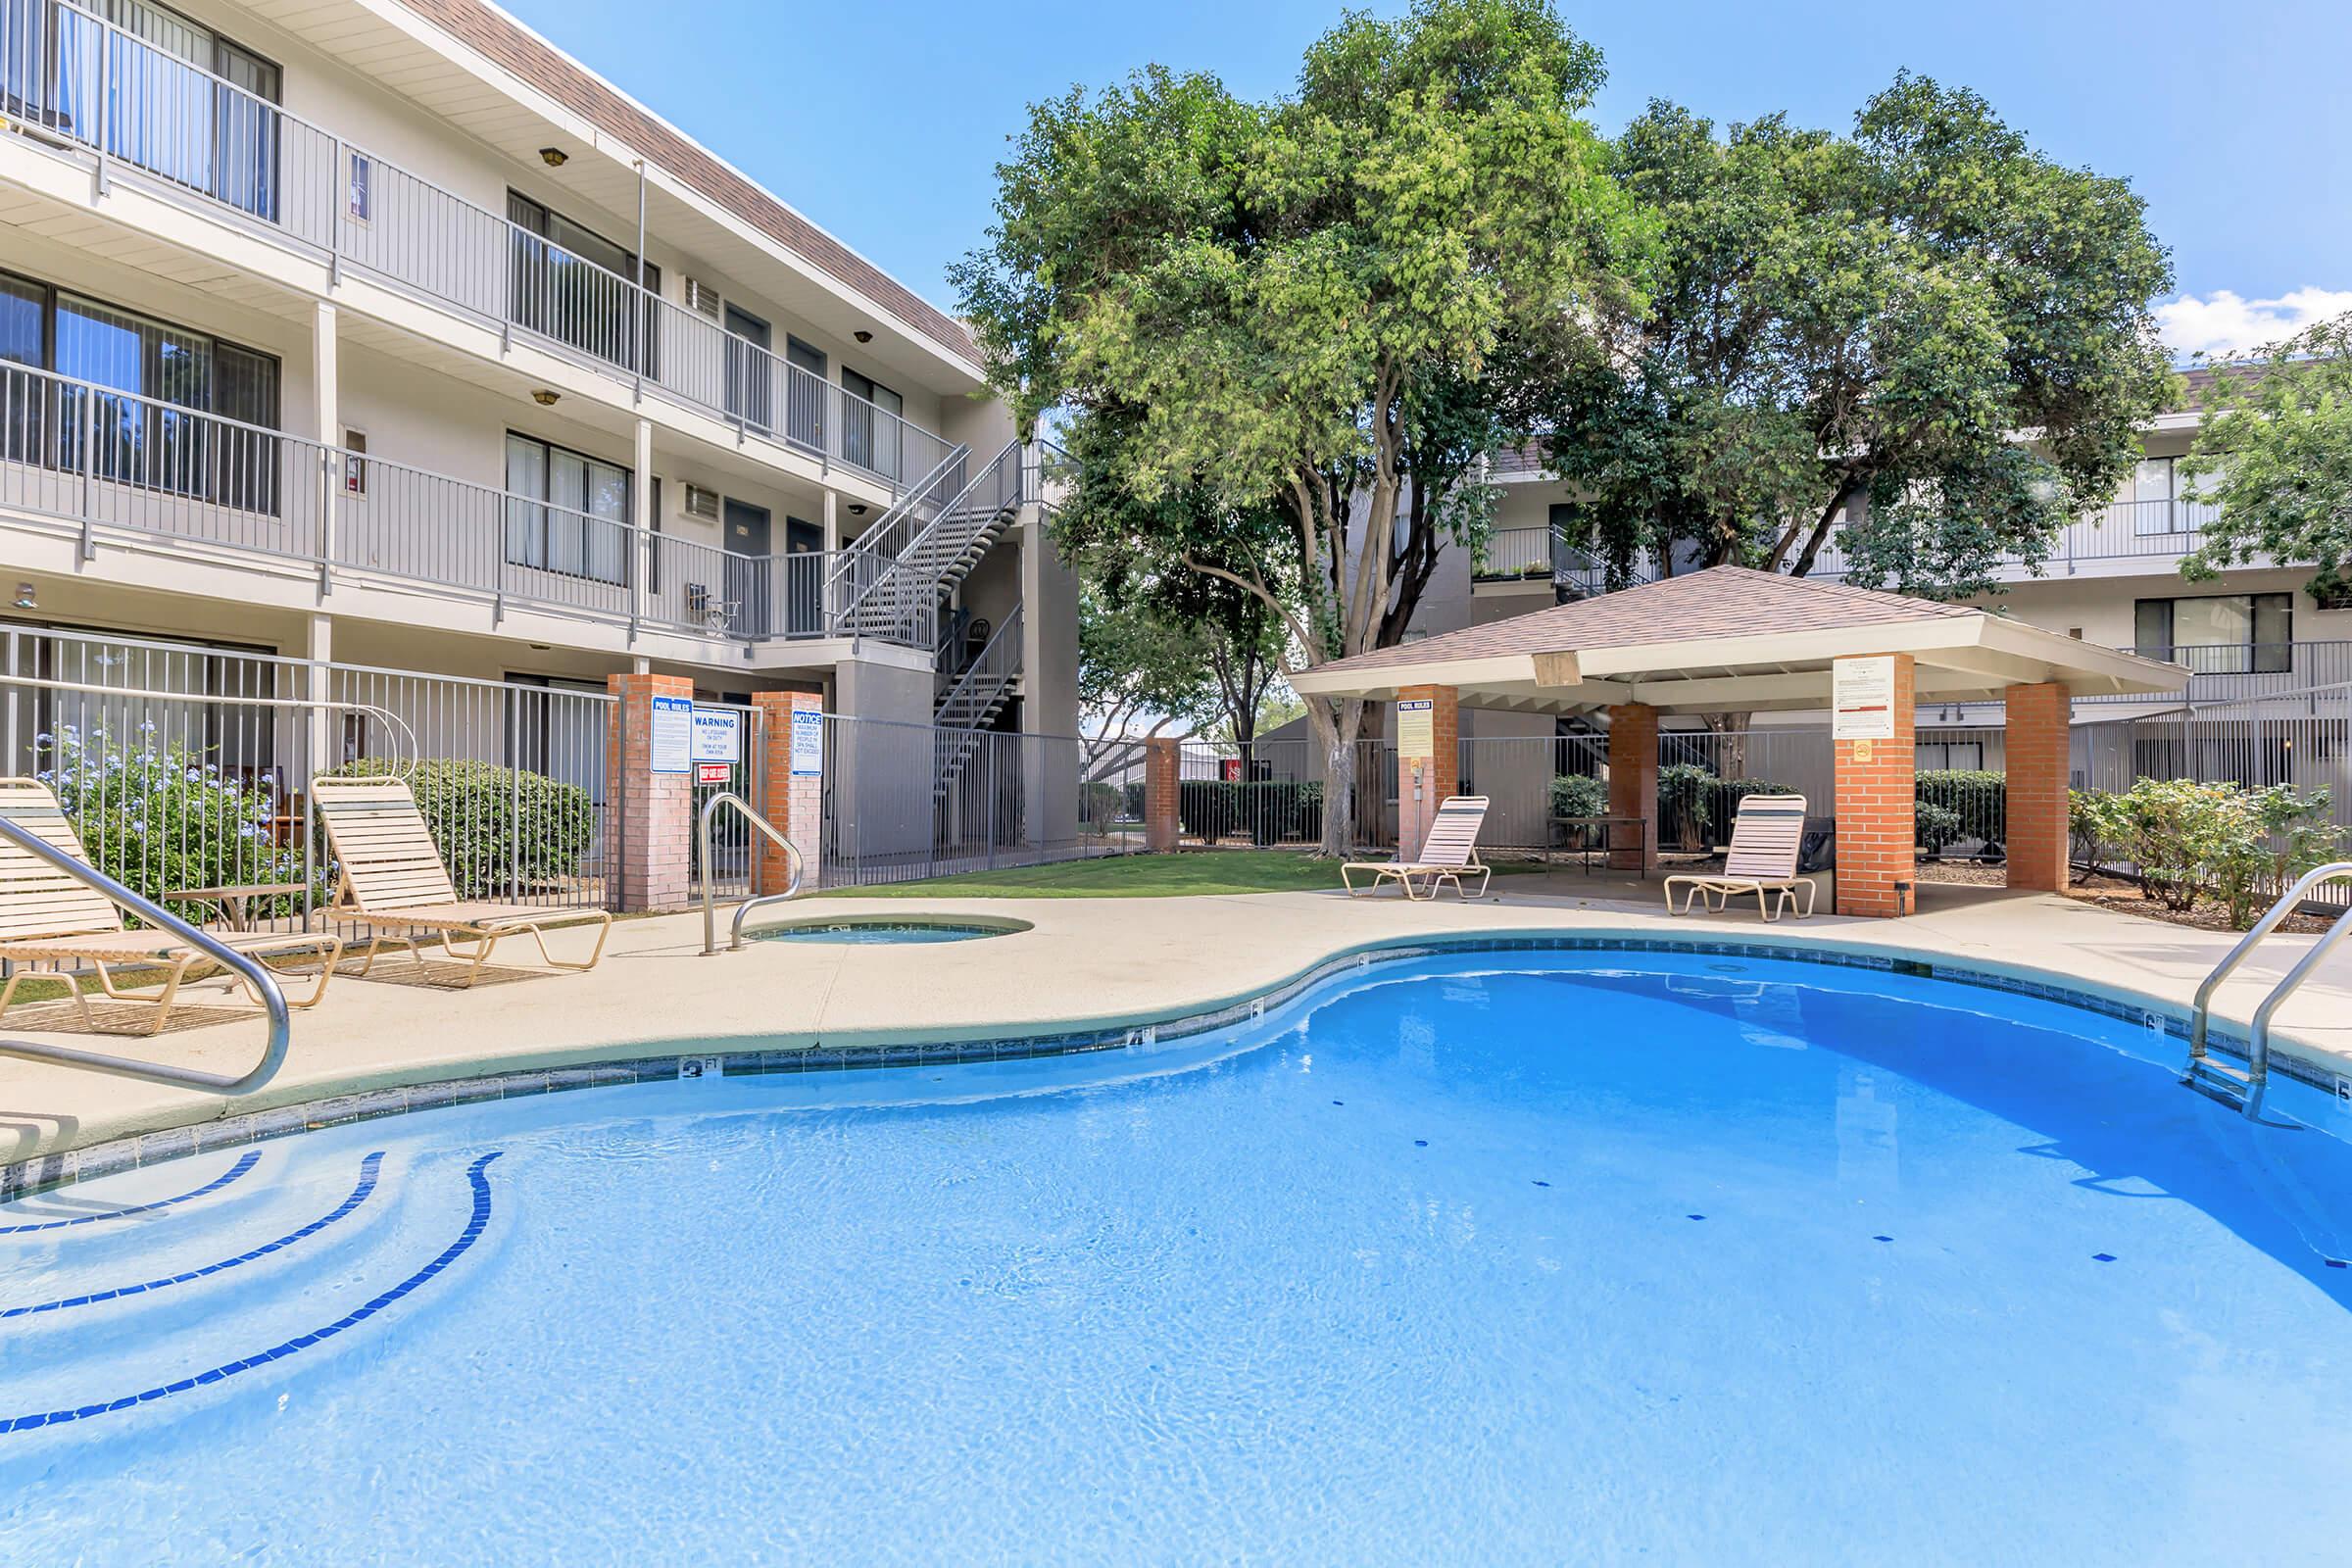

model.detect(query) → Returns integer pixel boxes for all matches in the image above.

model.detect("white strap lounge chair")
[311,774,612,987]
[1664,793,1817,922]
[1342,796,1494,902]
[0,778,341,1034]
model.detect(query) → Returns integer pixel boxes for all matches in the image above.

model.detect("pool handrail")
[698,792,805,955]
[2185,860,2352,1119]
[0,813,292,1092]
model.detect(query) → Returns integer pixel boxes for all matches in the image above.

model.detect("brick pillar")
[1395,685,1460,858]
[1605,703,1659,872]
[751,690,824,894]
[1144,737,1180,852]
[605,671,695,913]
[1832,653,1917,917]
[2005,680,2073,894]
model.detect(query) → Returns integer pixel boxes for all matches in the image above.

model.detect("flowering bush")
[40,726,307,919]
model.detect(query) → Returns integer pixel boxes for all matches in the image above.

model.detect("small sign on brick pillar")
[2004,680,2073,894]
[751,690,825,893]
[1144,737,1181,853]
[606,671,696,913]
[1395,685,1459,858]
[1605,703,1659,873]
[1832,653,1917,917]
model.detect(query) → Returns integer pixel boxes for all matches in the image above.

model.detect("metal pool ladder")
[2183,861,2352,1119]
[699,792,805,955]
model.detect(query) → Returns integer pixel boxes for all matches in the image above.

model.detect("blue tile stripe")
[0,1152,500,1436]
[0,1151,261,1236]
[2,1153,385,1321]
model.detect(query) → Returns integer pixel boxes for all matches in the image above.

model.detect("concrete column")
[1144,737,1180,853]
[631,417,654,630]
[821,488,840,553]
[312,300,337,587]
[2005,679,2073,894]
[1395,684,1459,858]
[604,670,695,912]
[751,689,824,894]
[1832,653,1917,917]
[1605,703,1659,872]
[304,612,334,785]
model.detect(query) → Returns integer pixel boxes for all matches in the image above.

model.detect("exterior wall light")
[538,147,568,168]
[532,389,562,407]
[853,329,873,343]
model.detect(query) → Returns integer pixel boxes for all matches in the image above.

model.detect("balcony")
[0,0,955,490]
[2077,641,2352,709]
[0,359,937,650]
[1472,526,1655,598]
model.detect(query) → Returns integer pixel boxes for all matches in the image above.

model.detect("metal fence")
[818,715,1137,887]
[0,625,613,931]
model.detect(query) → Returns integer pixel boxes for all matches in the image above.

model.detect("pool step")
[2182,1054,2253,1111]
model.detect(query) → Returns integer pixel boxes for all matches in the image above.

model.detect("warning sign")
[696,761,732,785]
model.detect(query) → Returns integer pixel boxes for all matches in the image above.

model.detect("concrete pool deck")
[4,881,2349,1182]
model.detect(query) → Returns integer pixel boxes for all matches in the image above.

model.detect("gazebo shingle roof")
[1316,566,1975,677]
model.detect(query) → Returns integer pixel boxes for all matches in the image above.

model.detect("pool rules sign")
[1833,656,1896,760]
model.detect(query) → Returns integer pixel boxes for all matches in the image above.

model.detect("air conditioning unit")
[682,277,722,318]
[683,483,720,519]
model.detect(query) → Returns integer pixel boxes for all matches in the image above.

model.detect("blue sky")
[499,0,2351,354]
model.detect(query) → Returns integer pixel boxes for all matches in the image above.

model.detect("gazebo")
[1289,566,2189,917]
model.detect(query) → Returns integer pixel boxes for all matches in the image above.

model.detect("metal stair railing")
[827,444,968,633]
[698,792,806,955]
[0,817,292,1092]
[935,602,1024,723]
[2183,861,2352,1119]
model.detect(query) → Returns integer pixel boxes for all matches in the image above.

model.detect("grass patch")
[813,849,1541,900]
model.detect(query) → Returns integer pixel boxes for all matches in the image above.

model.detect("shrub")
[2069,788,2127,881]
[1914,801,1964,858]
[1656,762,1716,849]
[1548,773,1607,820]
[1081,780,1125,829]
[2220,783,2345,928]
[1122,781,1147,821]
[328,759,596,898]
[43,726,309,920]
[1916,769,2004,858]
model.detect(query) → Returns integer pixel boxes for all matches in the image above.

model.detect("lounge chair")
[0,778,341,1034]
[1664,793,1817,921]
[311,774,612,987]
[1343,796,1494,902]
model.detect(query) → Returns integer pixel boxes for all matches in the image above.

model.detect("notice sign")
[1833,657,1897,741]
[690,706,744,764]
[790,709,824,777]
[696,761,732,786]
[650,694,692,774]
[1396,699,1435,759]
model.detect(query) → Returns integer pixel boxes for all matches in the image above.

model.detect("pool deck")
[4,879,2349,1179]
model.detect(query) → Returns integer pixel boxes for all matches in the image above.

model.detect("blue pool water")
[4,950,2351,1564]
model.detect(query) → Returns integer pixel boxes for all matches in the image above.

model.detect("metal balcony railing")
[0,360,935,649]
[0,0,956,490]
[2075,641,2352,709]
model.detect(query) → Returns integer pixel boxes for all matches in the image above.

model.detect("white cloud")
[2155,287,2352,358]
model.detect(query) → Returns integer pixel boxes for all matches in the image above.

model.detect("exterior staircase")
[933,602,1023,799]
[830,439,1030,644]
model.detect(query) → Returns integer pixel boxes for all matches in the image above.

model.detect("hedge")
[1176,778,1324,846]
[1915,769,2005,858]
[328,759,597,898]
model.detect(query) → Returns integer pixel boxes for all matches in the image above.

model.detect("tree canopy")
[2180,313,2352,601]
[955,0,1647,851]
[1544,75,2179,599]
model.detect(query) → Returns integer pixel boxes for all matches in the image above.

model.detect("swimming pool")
[751,914,1027,944]
[4,948,2349,1562]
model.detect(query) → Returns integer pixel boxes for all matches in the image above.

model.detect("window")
[506,192,661,372]
[0,270,279,512]
[2134,593,2292,674]
[504,432,630,584]
[841,367,905,476]
[346,152,372,222]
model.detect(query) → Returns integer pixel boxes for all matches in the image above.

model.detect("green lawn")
[816,849,1538,900]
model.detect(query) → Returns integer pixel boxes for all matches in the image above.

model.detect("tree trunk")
[1306,695,1364,858]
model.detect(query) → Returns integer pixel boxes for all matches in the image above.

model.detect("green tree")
[1545,77,2178,600]
[1077,583,1217,776]
[2180,312,2352,601]
[955,0,1647,853]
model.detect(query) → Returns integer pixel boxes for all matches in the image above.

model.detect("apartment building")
[1472,368,2352,736]
[0,0,1077,758]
